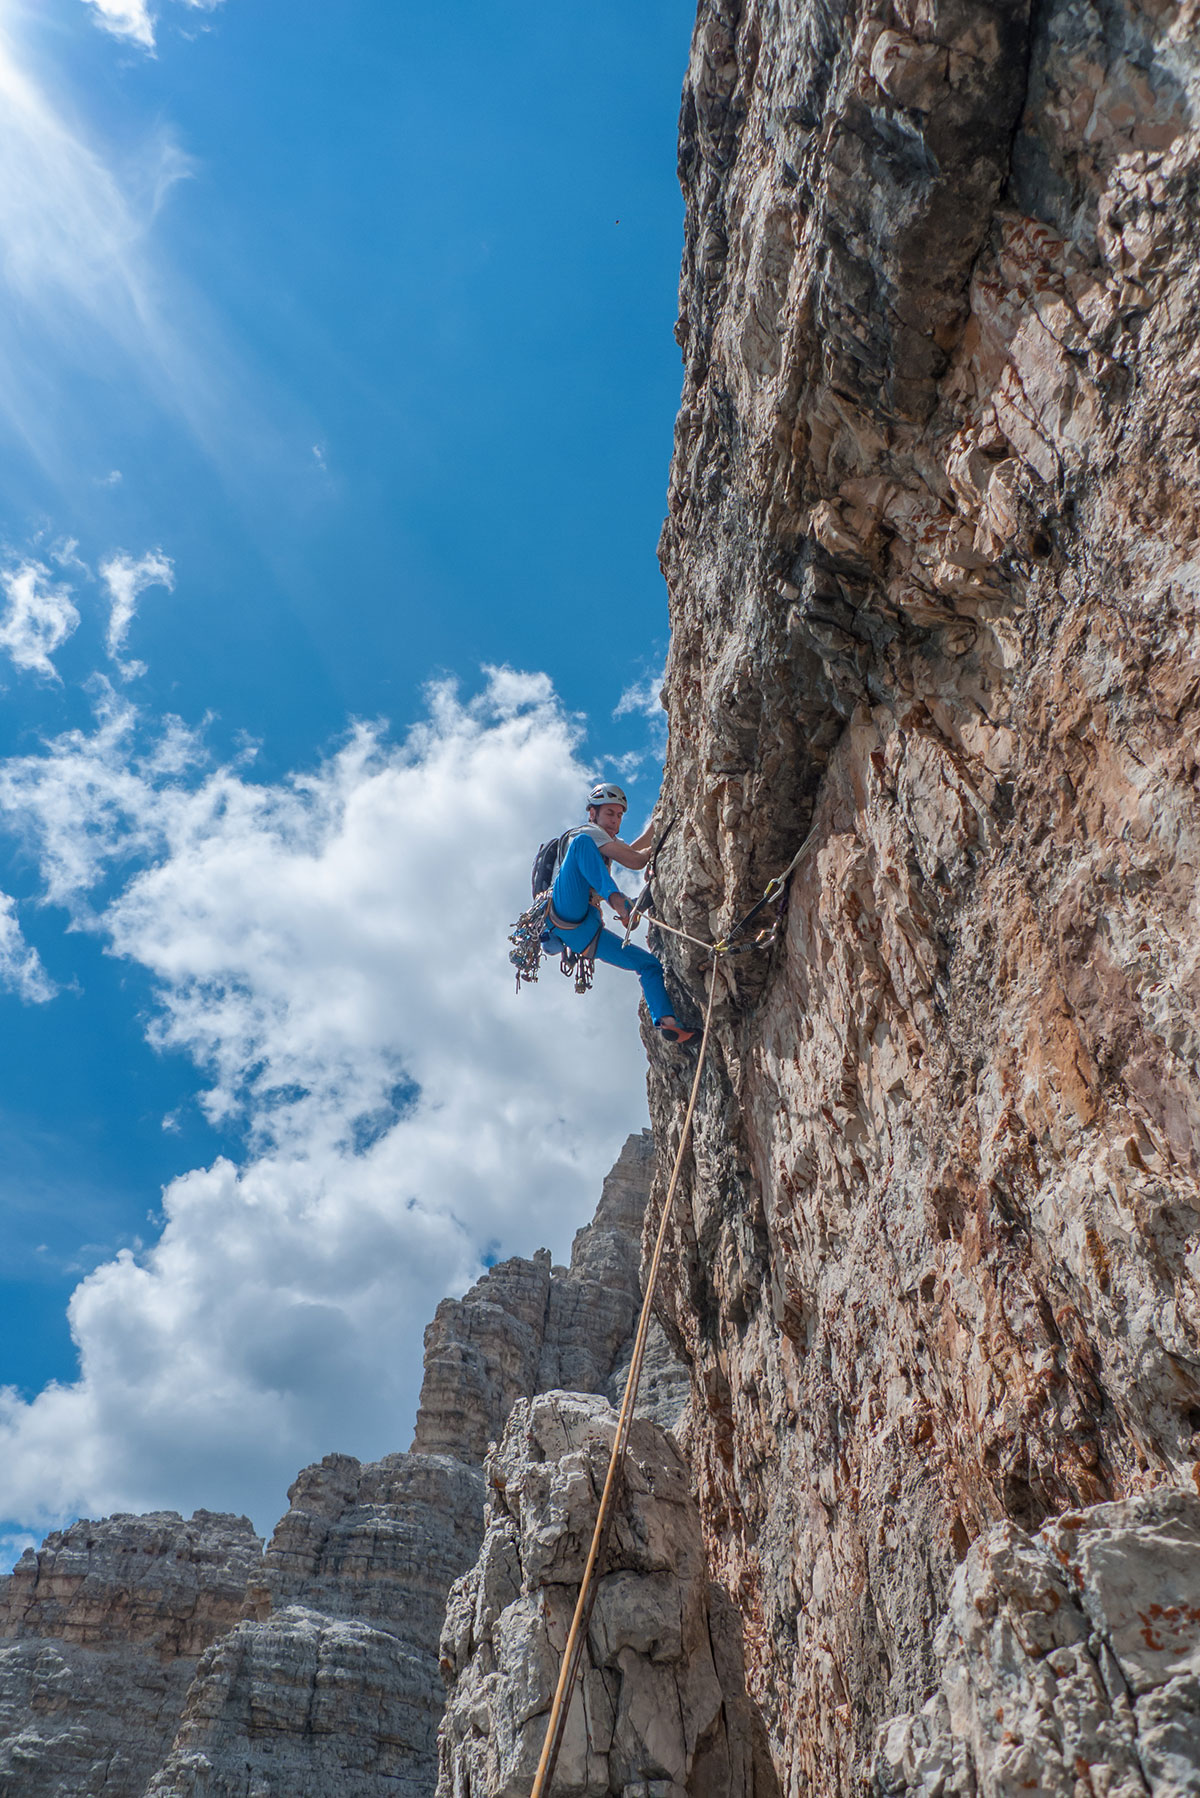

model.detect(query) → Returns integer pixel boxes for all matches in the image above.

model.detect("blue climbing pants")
[551,831,618,926]
[546,834,672,1024]
[544,913,673,1026]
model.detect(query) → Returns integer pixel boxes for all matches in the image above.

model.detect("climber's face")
[590,802,625,836]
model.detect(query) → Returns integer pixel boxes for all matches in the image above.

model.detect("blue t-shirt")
[551,829,617,927]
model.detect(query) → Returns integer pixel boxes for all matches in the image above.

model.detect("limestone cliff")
[0,1510,262,1797]
[877,1489,1200,1794]
[0,1133,689,1797]
[637,0,1200,1791]
[437,1392,778,1798]
[144,1452,486,1798]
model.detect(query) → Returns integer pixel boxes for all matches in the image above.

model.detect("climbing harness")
[559,920,603,995]
[514,828,599,990]
[527,818,821,1798]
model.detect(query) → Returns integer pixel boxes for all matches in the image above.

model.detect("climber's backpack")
[530,830,577,901]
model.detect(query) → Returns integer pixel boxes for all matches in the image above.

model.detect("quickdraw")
[628,817,818,957]
[622,812,677,944]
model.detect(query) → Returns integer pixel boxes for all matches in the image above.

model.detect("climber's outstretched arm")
[600,837,651,871]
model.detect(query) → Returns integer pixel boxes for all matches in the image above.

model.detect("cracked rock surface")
[414,1133,680,1463]
[875,1489,1200,1796]
[643,0,1200,1790]
[435,1391,778,1798]
[145,1451,488,1798]
[0,1510,262,1798]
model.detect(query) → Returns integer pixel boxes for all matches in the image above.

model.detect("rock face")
[0,1510,262,1797]
[436,1391,779,1798]
[146,1452,487,1798]
[0,1133,685,1797]
[643,0,1200,1790]
[414,1133,661,1464]
[875,1490,1200,1797]
[6,0,1200,1783]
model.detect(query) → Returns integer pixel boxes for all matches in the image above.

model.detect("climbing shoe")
[657,1022,697,1046]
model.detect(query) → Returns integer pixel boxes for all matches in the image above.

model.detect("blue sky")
[0,0,693,1559]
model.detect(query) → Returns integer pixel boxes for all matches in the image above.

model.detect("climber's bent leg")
[589,928,672,1025]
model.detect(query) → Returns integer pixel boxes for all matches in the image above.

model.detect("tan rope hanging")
[528,969,720,1798]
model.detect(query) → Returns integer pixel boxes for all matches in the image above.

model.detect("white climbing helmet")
[587,782,627,813]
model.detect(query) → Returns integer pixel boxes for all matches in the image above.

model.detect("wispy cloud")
[81,0,155,47]
[101,548,173,674]
[0,560,80,678]
[0,891,55,1001]
[613,669,665,721]
[0,12,191,461]
[0,7,287,484]
[0,17,190,309]
[0,670,655,1533]
[613,665,668,767]
[80,0,225,53]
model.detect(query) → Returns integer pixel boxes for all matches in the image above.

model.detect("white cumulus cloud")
[614,669,665,720]
[101,548,173,673]
[0,560,80,678]
[0,669,668,1537]
[0,891,55,1002]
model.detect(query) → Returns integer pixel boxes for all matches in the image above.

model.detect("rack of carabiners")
[528,819,820,1798]
[509,895,601,996]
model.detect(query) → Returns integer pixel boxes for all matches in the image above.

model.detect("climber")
[542,783,696,1044]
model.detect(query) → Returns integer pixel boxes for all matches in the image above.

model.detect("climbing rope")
[528,969,720,1798]
[623,818,820,954]
[529,820,821,1797]
[627,910,713,953]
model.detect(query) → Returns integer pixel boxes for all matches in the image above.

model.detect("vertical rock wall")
[437,1393,778,1798]
[647,0,1200,1791]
